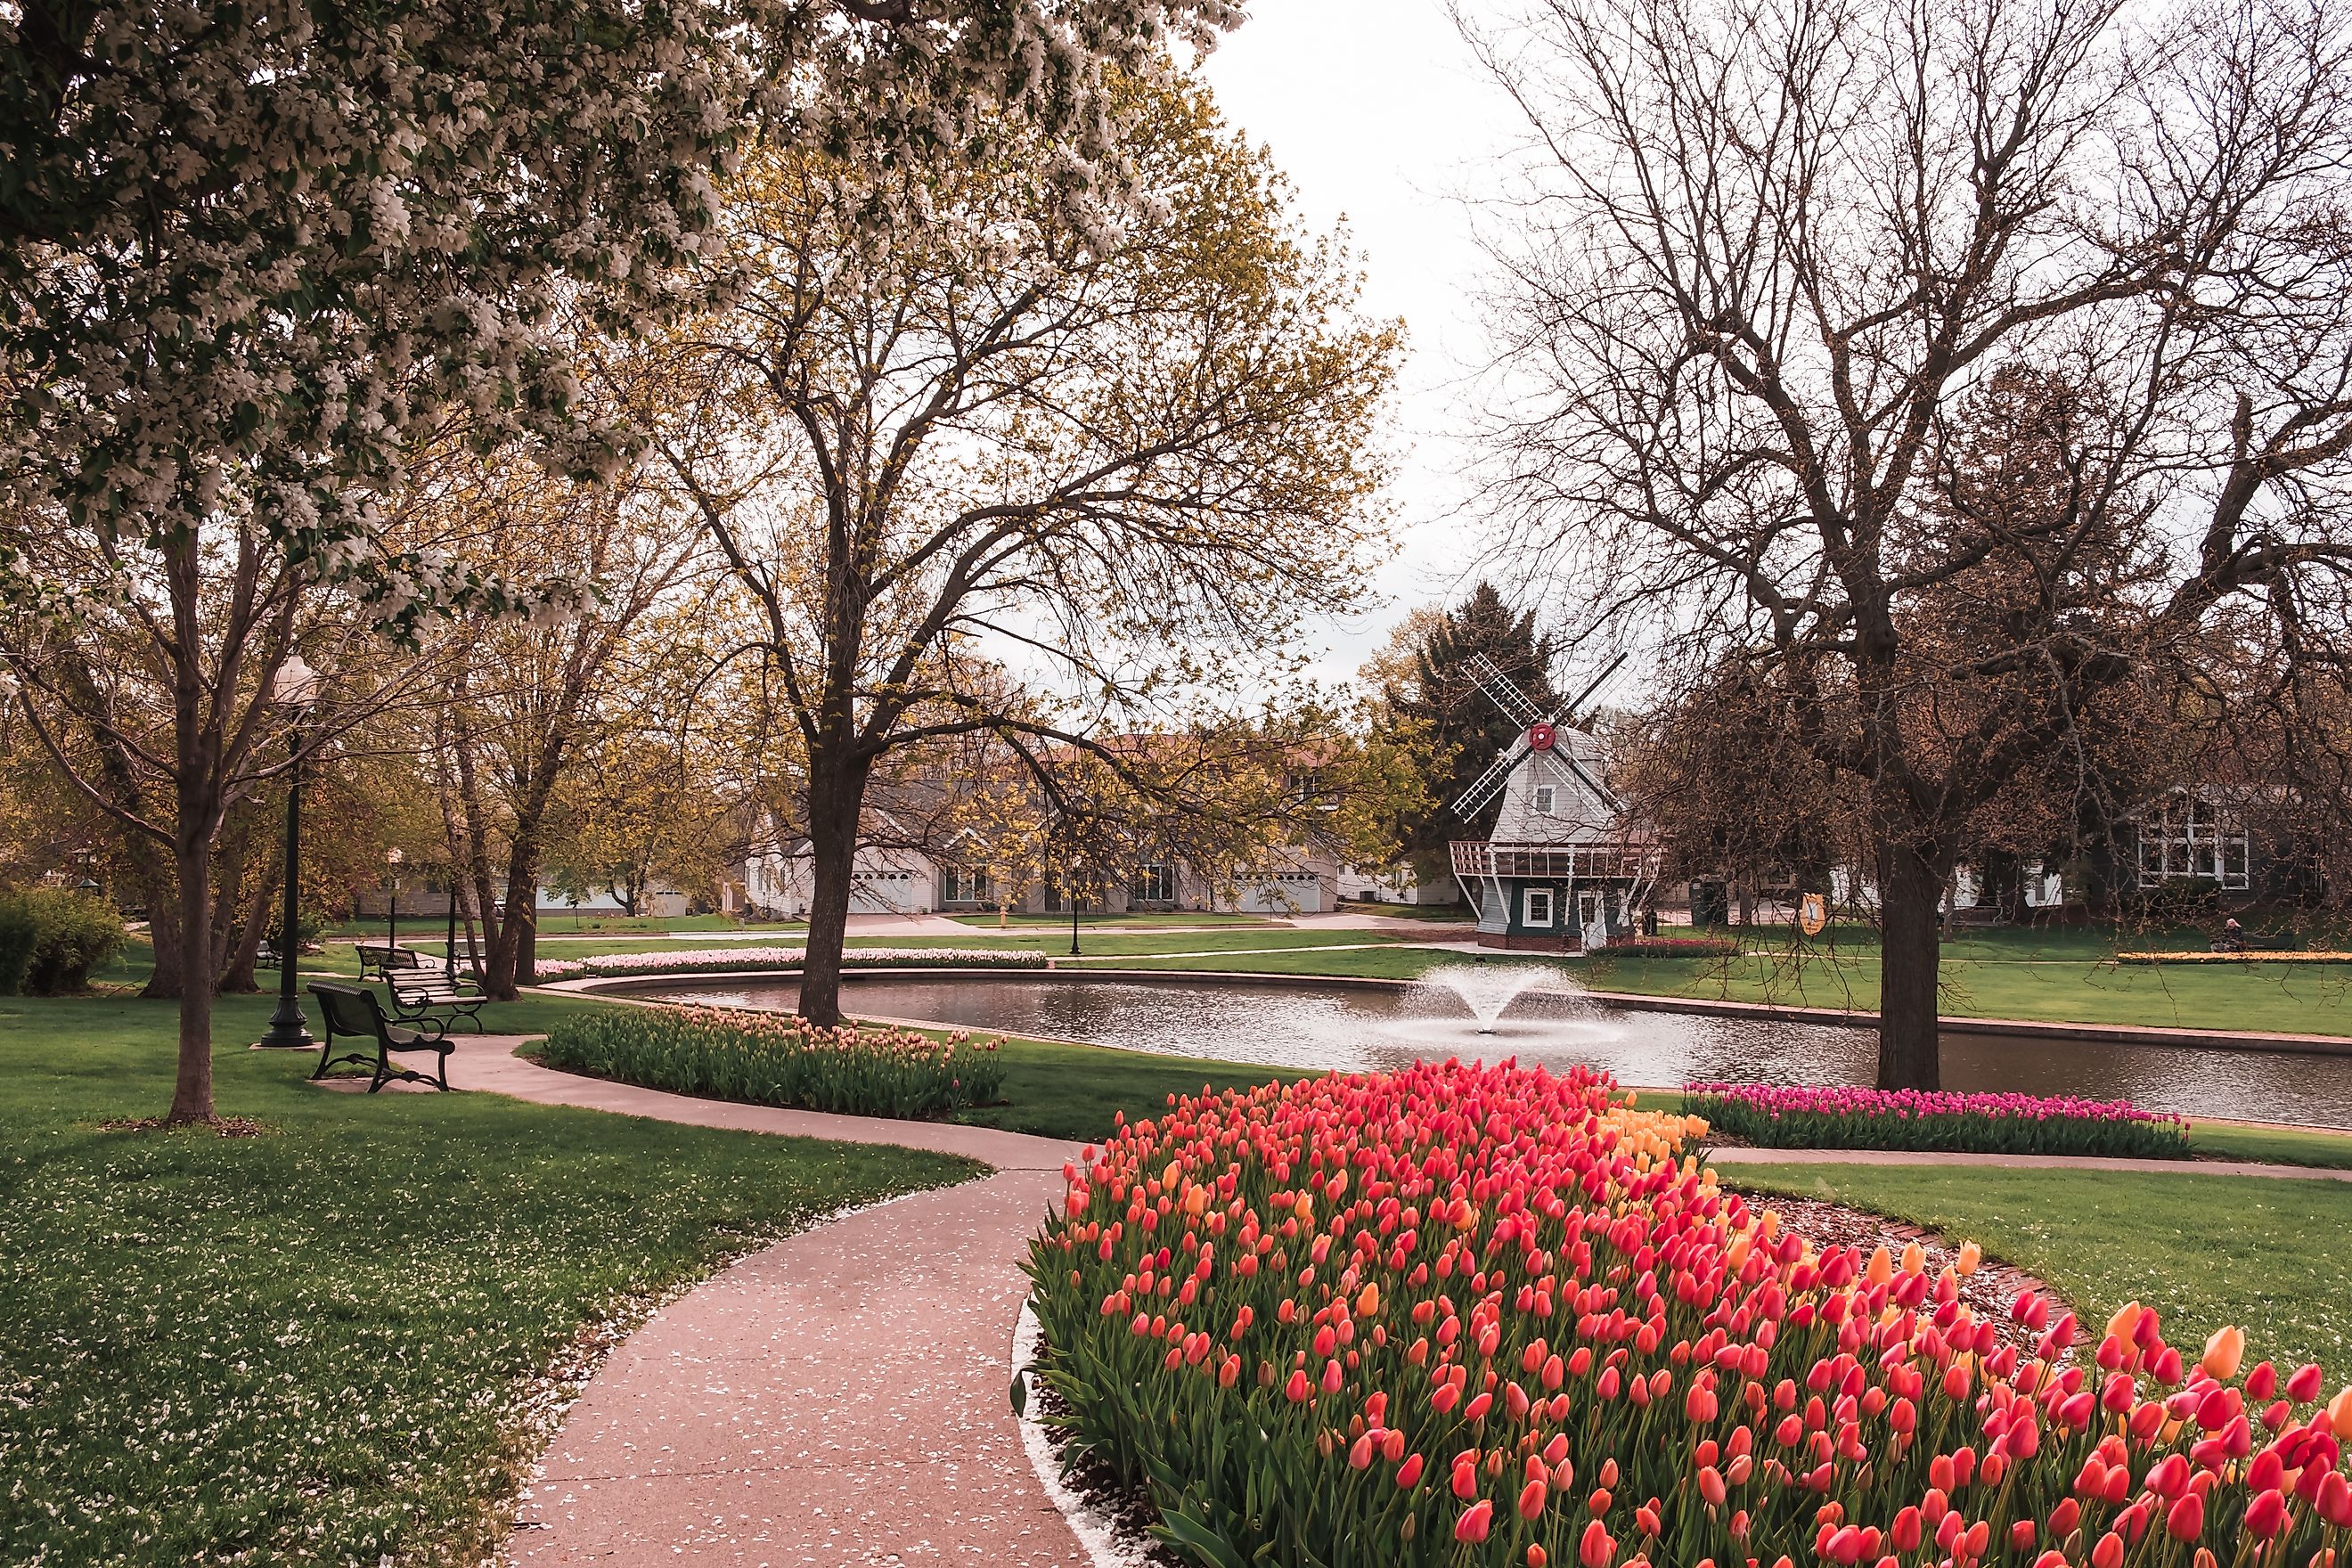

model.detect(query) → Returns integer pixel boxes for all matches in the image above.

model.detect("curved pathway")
[448,1041,2352,1566]
[465,1048,1092,1566]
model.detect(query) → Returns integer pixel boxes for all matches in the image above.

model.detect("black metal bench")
[354,943,423,981]
[308,982,454,1092]
[385,968,488,1034]
[354,943,487,1033]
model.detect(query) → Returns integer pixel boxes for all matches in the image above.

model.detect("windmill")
[1450,651,1625,825]
[1446,651,1652,949]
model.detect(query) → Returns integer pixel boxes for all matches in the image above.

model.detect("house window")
[1132,862,1176,903]
[943,867,992,903]
[1532,785,1556,815]
[1523,887,1555,927]
[1579,892,1600,930]
[2138,794,2251,890]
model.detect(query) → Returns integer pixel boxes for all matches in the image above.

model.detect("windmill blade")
[1560,751,1621,815]
[1466,652,1545,728]
[1450,742,1526,821]
[1546,650,1629,727]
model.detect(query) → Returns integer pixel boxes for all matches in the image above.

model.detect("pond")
[640,968,2352,1130]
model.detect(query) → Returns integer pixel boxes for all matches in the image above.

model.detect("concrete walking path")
[459,1048,1092,1565]
[433,1040,2352,1565]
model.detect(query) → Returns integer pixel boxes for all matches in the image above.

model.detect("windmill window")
[1523,888,1555,927]
[1532,785,1556,815]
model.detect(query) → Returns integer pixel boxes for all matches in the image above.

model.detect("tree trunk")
[1874,835,1946,1091]
[216,860,274,993]
[141,852,183,1000]
[483,847,543,1000]
[167,836,217,1123]
[796,755,871,1028]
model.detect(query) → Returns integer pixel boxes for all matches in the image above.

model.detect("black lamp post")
[258,654,322,1049]
[384,846,404,950]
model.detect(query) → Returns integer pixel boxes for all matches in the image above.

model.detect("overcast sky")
[1194,2,1530,682]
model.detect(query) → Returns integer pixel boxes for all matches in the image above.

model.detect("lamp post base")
[257,1000,314,1049]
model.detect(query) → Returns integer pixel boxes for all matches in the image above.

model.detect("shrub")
[535,1004,1005,1120]
[1681,1083,2193,1158]
[0,888,127,996]
[1024,1062,2352,1566]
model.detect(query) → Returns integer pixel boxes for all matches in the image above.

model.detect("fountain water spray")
[1419,961,1569,1033]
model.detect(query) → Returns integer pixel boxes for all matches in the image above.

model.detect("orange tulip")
[2201,1326,2245,1382]
[1956,1240,1981,1275]
[2106,1302,2144,1345]
[2330,1386,2352,1439]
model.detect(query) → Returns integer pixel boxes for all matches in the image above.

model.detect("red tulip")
[1579,1519,1614,1568]
[1396,1453,1425,1489]
[1520,1477,1549,1520]
[2166,1490,2206,1542]
[1457,1500,1494,1542]
[2245,1490,2288,1537]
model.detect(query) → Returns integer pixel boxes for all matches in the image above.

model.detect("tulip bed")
[1025,1061,2352,1567]
[535,1004,1005,1119]
[1681,1085,2193,1159]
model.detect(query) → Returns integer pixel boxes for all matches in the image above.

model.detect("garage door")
[850,870,923,914]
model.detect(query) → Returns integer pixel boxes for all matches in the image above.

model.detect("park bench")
[354,943,487,1033]
[354,943,424,981]
[384,967,488,1034]
[307,981,454,1092]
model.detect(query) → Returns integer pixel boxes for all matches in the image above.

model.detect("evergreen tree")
[1384,583,1556,878]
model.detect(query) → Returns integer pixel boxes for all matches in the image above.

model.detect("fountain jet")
[1421,962,1566,1033]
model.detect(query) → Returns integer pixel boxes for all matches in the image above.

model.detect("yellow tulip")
[1955,1241,1981,1276]
[2329,1385,2352,1439]
[2200,1326,2245,1382]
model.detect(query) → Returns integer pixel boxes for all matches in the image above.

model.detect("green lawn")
[0,992,976,1567]
[949,910,1291,927]
[1578,926,2352,1037]
[1719,1163,2352,1377]
[948,1035,1320,1143]
[322,912,807,939]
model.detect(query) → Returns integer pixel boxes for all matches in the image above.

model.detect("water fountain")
[1417,960,1568,1033]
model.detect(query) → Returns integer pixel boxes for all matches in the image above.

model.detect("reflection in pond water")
[642,971,2352,1130]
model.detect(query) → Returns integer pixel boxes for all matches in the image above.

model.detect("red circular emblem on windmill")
[1528,722,1556,750]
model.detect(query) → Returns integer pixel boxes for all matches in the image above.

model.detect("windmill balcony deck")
[1450,840,1652,882]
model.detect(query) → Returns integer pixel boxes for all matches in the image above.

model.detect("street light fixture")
[385,845,404,950]
[258,654,323,1049]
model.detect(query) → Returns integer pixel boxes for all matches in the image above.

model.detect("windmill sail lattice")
[1450,651,1626,821]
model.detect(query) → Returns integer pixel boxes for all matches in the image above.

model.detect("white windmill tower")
[1447,652,1654,950]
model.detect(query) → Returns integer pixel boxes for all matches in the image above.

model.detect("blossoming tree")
[0,0,1246,1122]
